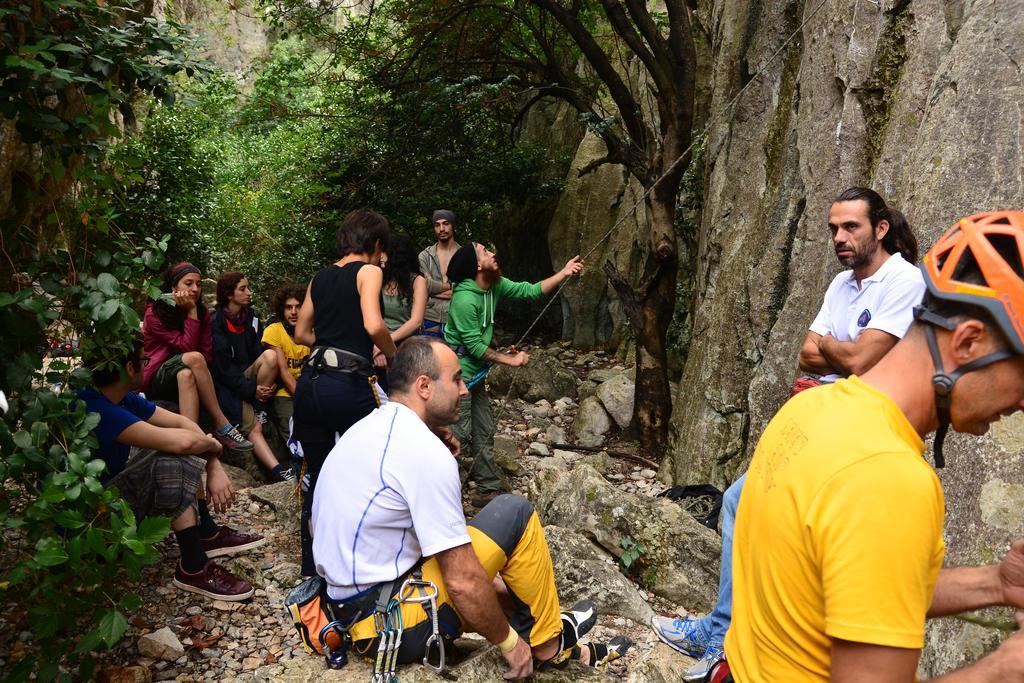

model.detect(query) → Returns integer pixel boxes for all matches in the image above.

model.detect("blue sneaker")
[682,643,725,681]
[650,614,709,658]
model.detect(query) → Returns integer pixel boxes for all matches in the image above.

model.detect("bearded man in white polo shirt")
[311,336,631,679]
[652,186,925,680]
[798,186,925,380]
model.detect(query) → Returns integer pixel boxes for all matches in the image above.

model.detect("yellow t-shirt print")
[727,377,944,682]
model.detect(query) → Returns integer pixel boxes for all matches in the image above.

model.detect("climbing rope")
[513,0,833,349]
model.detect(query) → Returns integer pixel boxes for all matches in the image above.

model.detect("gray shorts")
[107,447,205,521]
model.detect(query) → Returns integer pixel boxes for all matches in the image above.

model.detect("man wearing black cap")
[418,210,461,339]
[445,242,583,506]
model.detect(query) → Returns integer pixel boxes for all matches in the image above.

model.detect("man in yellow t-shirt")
[728,212,1024,682]
[261,285,310,466]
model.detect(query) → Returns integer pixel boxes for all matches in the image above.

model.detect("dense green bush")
[1,1,200,678]
[111,37,566,302]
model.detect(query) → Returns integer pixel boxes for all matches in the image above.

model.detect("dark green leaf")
[95,272,118,295]
[137,516,170,545]
[94,299,119,321]
[34,537,69,566]
[97,609,128,648]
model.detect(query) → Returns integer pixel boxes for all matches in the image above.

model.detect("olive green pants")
[453,382,502,494]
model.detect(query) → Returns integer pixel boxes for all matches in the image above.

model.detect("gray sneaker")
[650,614,708,658]
[215,424,254,451]
[683,643,725,681]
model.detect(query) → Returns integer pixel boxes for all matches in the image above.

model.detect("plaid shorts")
[107,447,205,520]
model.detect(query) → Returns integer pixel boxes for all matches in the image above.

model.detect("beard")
[836,244,872,269]
[480,264,503,286]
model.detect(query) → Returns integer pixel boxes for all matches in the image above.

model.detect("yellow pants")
[347,495,562,659]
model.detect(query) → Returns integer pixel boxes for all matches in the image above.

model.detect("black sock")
[175,526,209,573]
[196,500,219,539]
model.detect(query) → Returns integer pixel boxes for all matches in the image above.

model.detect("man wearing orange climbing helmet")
[727,211,1024,682]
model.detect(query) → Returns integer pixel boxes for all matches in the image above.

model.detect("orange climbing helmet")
[920,210,1024,354]
[917,210,1024,468]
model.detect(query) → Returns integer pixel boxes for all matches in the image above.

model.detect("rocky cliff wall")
[660,0,1024,672]
[533,0,1023,670]
[156,0,271,82]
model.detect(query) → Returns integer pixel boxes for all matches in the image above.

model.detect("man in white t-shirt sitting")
[652,187,926,679]
[312,336,632,679]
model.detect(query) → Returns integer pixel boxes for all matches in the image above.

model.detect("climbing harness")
[369,573,446,683]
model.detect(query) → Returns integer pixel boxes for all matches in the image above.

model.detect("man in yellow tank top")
[728,212,1024,681]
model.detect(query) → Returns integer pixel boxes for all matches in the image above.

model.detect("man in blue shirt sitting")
[78,335,264,600]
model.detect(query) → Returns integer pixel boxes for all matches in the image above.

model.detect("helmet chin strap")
[921,324,1015,468]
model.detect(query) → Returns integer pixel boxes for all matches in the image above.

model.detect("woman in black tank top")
[291,209,398,577]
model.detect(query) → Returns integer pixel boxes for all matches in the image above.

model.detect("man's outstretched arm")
[832,634,1024,682]
[931,540,1024,618]
[539,256,584,295]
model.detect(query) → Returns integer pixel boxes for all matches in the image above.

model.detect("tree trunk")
[604,189,678,457]
[634,194,678,456]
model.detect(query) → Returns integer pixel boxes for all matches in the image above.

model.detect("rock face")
[529,464,721,611]
[157,0,270,83]
[648,0,1024,672]
[544,525,656,625]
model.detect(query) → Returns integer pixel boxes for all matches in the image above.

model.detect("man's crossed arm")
[798,329,900,377]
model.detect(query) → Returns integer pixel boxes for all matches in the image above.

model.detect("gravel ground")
[3,344,702,681]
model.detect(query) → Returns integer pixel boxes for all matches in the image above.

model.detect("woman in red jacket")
[142,262,253,451]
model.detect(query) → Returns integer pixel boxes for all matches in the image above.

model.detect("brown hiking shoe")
[200,526,266,558]
[469,489,506,509]
[173,561,254,601]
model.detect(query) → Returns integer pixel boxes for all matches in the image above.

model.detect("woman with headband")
[142,262,254,451]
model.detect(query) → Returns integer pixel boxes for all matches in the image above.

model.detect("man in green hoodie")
[445,242,583,506]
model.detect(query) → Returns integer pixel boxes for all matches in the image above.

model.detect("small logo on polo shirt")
[857,309,872,327]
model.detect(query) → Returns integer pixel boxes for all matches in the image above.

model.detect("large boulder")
[571,396,612,448]
[545,525,656,625]
[488,351,577,403]
[529,464,721,610]
[596,372,635,430]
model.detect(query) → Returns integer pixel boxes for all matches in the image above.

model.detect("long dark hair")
[834,187,918,263]
[382,233,420,304]
[152,262,207,331]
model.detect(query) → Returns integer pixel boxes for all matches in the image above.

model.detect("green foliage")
[0,228,173,680]
[0,0,208,162]
[618,535,647,572]
[1,1,202,678]
[110,36,565,301]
